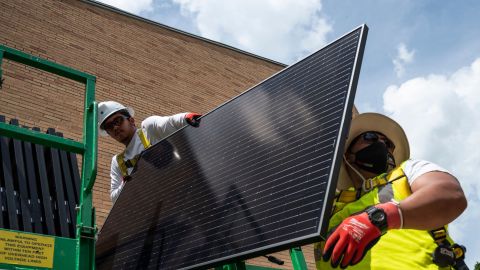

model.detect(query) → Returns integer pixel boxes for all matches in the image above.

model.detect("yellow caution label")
[0,230,55,268]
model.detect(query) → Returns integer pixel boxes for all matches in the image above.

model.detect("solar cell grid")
[96,25,367,270]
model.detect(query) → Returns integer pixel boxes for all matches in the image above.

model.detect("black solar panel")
[96,25,368,270]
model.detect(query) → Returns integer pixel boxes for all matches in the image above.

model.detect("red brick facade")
[0,0,316,268]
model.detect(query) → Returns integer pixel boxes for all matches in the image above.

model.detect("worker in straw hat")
[98,101,201,203]
[314,112,468,269]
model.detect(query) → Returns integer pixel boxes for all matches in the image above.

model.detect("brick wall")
[0,0,317,268]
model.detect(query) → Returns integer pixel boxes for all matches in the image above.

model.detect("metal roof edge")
[81,0,287,67]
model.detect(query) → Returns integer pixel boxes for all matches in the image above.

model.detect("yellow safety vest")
[314,162,454,270]
[116,129,151,179]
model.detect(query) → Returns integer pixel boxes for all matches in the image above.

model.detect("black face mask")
[354,141,396,175]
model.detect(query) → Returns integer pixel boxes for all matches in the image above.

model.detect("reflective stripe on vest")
[117,129,151,178]
[314,162,454,270]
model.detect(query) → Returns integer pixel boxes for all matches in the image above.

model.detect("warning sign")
[0,230,55,268]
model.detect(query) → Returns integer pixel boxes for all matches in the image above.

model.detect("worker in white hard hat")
[314,113,468,269]
[98,101,202,202]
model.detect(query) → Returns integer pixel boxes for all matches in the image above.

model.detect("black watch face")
[371,210,386,223]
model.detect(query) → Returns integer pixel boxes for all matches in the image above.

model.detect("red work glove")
[185,113,202,127]
[323,202,402,268]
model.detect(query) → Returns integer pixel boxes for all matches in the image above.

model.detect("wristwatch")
[365,206,388,234]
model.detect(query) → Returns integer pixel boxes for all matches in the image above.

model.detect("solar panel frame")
[96,24,368,270]
[318,24,368,238]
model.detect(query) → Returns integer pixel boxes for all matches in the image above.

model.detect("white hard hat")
[98,101,135,136]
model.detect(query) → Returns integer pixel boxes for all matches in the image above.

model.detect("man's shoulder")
[402,159,442,171]
[402,158,427,167]
[141,114,186,129]
[141,115,161,127]
[402,158,451,184]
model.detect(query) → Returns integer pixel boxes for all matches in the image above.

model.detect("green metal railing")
[0,44,97,270]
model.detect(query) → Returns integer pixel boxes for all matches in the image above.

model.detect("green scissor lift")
[0,44,97,270]
[0,45,309,270]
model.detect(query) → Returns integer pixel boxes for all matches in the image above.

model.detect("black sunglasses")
[360,131,395,151]
[102,115,128,131]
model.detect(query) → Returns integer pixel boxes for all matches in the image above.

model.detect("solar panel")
[96,25,368,270]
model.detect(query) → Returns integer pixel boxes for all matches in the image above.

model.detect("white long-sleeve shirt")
[110,113,187,202]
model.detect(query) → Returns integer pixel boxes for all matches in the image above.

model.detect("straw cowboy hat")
[337,112,410,190]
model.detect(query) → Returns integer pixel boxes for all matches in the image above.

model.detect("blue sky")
[96,0,480,267]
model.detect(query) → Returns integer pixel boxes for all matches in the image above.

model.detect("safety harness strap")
[429,227,468,269]
[116,129,151,178]
[429,227,449,245]
[333,172,404,214]
[138,128,151,149]
[117,153,128,178]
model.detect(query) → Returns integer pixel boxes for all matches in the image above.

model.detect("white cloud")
[383,58,480,267]
[393,43,415,77]
[96,0,154,14]
[172,0,332,63]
